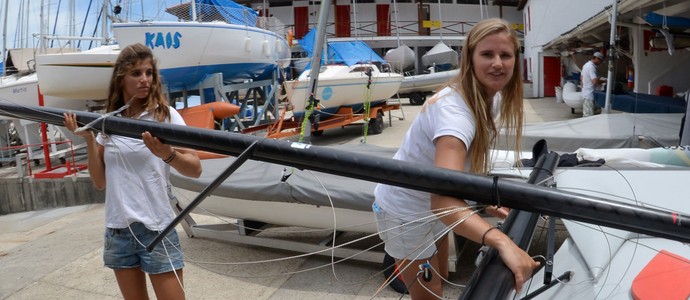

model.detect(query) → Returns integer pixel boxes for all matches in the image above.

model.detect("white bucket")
[555,86,564,103]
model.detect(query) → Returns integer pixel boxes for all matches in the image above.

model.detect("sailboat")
[284,29,403,115]
[35,44,120,100]
[0,50,92,119]
[111,0,290,90]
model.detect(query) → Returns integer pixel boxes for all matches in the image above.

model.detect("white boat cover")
[421,42,458,69]
[499,113,684,152]
[170,143,396,212]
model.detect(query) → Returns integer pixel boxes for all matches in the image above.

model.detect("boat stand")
[163,71,281,132]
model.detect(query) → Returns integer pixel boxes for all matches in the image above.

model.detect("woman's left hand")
[142,131,174,160]
[486,205,510,219]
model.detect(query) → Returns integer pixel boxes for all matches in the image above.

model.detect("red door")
[543,56,560,97]
[376,4,391,36]
[335,4,351,37]
[294,6,309,39]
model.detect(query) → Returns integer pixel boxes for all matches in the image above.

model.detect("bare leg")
[435,236,449,280]
[114,268,149,300]
[397,257,443,299]
[150,269,185,300]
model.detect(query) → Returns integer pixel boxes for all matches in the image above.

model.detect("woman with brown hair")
[64,43,201,299]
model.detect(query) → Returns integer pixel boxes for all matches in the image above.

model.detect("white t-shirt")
[374,87,478,221]
[96,106,186,231]
[581,60,598,100]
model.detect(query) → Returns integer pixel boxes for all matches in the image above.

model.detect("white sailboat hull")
[35,45,120,100]
[0,74,89,120]
[112,21,290,89]
[283,64,403,114]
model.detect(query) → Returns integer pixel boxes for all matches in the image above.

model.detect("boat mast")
[298,0,330,141]
[191,0,197,21]
[306,0,330,108]
[101,0,108,45]
[40,0,46,53]
[603,0,618,114]
[2,0,8,76]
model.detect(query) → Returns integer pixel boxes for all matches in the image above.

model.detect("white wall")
[522,0,610,97]
[637,50,690,95]
[264,3,522,37]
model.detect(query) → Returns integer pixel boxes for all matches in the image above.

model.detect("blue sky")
[1,0,181,51]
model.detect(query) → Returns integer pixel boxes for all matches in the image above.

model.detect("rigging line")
[182,206,468,268]
[370,208,481,298]
[171,184,471,236]
[177,206,470,278]
[305,168,345,284]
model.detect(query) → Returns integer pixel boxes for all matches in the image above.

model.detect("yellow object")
[422,20,442,28]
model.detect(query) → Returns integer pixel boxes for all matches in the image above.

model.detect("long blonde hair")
[448,18,524,174]
[106,43,170,122]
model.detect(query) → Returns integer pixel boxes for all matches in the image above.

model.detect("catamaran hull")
[112,22,290,90]
[397,68,459,95]
[35,45,119,100]
[513,167,690,300]
[173,188,377,233]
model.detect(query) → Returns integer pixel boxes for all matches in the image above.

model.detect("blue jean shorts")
[373,201,447,261]
[103,222,184,274]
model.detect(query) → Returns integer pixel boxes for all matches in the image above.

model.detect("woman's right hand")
[63,113,95,139]
[495,240,541,292]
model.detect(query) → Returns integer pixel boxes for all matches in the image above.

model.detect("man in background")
[581,52,606,117]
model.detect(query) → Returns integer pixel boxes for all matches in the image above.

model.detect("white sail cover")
[421,42,458,69]
[384,45,415,72]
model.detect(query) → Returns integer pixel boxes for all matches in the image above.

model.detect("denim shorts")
[373,201,447,261]
[103,222,184,274]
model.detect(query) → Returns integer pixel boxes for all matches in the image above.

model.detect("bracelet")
[162,150,177,163]
[481,227,497,247]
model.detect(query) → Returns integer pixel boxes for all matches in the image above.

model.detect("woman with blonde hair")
[64,43,201,300]
[373,18,539,299]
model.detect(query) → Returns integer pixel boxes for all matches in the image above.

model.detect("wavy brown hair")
[106,43,170,122]
[448,18,524,174]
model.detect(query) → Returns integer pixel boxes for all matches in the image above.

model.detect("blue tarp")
[594,91,687,114]
[299,28,385,67]
[194,0,257,26]
[645,12,690,31]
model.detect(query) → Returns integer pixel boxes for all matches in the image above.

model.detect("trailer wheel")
[368,110,385,134]
[409,93,426,106]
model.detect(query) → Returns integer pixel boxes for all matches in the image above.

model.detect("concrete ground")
[0,97,578,300]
